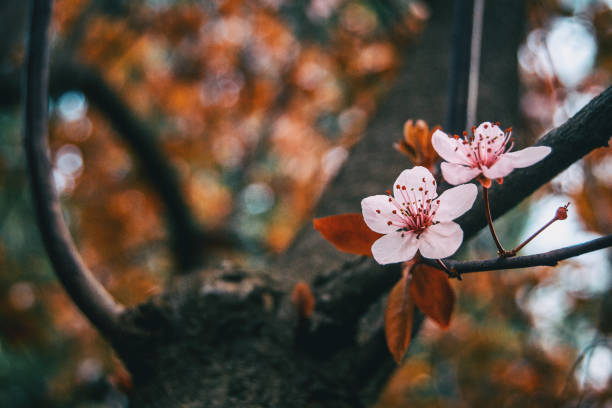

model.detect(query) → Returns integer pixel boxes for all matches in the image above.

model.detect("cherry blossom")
[361,166,477,264]
[432,121,551,186]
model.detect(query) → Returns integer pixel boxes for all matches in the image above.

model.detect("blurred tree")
[2,0,612,406]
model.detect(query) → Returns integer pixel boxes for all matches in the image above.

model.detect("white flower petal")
[441,162,482,185]
[361,195,402,234]
[475,122,508,153]
[434,183,478,222]
[432,129,464,163]
[393,166,437,200]
[371,232,419,265]
[481,156,515,179]
[504,146,551,168]
[417,221,463,259]
[475,121,504,139]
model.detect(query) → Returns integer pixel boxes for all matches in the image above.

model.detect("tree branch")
[56,61,242,270]
[423,234,612,273]
[24,0,125,340]
[1,58,238,271]
[325,83,612,308]
[301,84,612,367]
[457,84,612,240]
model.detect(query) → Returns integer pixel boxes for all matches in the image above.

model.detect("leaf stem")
[436,258,461,280]
[482,186,513,257]
[511,217,556,255]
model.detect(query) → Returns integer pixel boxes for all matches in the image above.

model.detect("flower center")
[386,177,440,237]
[453,123,514,168]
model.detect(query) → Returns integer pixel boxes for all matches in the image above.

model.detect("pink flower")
[432,121,551,185]
[361,166,477,264]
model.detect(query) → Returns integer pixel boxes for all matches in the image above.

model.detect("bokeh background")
[0,0,611,406]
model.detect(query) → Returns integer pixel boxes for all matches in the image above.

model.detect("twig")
[23,0,125,340]
[436,258,460,280]
[482,186,512,256]
[458,85,612,241]
[423,234,612,274]
[510,203,569,255]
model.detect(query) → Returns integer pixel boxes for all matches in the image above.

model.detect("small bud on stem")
[509,203,570,256]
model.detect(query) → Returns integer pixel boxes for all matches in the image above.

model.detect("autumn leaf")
[410,263,455,328]
[291,281,315,319]
[394,119,440,172]
[385,274,415,364]
[313,213,383,256]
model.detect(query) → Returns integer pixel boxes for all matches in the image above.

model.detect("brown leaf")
[395,119,440,172]
[313,213,383,256]
[291,281,315,318]
[410,264,455,328]
[385,274,415,364]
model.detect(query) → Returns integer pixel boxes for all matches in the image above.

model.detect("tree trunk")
[116,1,527,407]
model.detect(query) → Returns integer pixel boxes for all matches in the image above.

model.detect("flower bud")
[556,204,569,220]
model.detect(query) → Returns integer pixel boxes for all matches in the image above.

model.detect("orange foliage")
[410,264,454,329]
[385,273,415,364]
[313,213,383,256]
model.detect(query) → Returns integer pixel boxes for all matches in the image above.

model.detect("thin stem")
[511,203,569,255]
[482,186,512,257]
[511,217,557,255]
[422,234,612,275]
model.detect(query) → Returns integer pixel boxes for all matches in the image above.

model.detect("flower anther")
[432,121,551,186]
[361,166,477,264]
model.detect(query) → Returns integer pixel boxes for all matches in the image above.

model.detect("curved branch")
[50,61,233,271]
[423,234,612,274]
[24,0,125,339]
[2,59,238,271]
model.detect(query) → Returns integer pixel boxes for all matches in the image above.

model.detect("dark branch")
[51,61,235,271]
[24,0,125,340]
[423,235,612,274]
[2,59,238,271]
[305,84,612,359]
[458,84,612,240]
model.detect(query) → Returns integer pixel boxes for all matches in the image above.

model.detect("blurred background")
[0,0,611,406]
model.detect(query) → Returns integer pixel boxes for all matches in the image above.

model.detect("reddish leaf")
[291,281,315,318]
[385,274,415,364]
[313,213,383,256]
[409,264,455,328]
